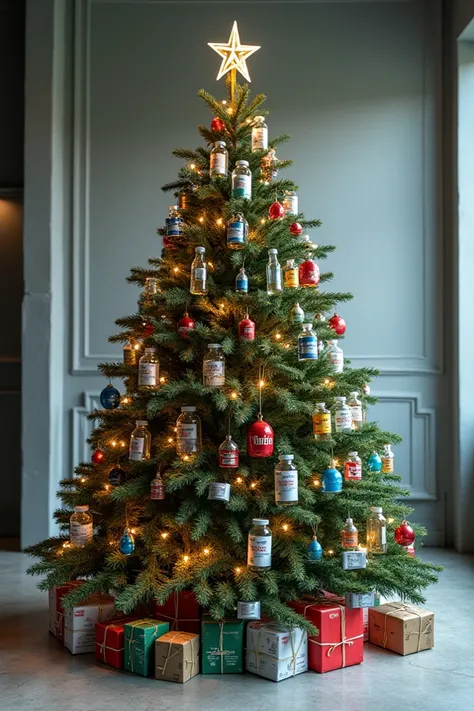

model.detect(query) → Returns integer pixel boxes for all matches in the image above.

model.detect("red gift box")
[95,616,139,669]
[289,598,363,673]
[48,581,84,642]
[151,591,200,634]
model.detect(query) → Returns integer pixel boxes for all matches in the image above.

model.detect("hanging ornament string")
[258,365,265,418]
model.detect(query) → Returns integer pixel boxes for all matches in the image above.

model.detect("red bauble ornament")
[142,321,155,336]
[163,235,175,249]
[328,313,346,336]
[298,258,320,287]
[289,222,303,236]
[211,117,225,133]
[91,448,104,464]
[404,544,416,557]
[394,520,415,546]
[177,313,195,339]
[247,416,274,458]
[238,314,255,341]
[268,201,285,220]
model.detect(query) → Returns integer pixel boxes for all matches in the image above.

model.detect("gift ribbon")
[156,632,197,678]
[380,603,432,652]
[125,621,160,673]
[156,591,199,630]
[202,620,234,674]
[304,602,363,669]
[246,623,305,677]
[98,623,125,662]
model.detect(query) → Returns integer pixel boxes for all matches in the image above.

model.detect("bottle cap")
[303,323,313,329]
[195,246,205,253]
[370,506,383,513]
[254,115,265,121]
[328,340,338,345]
[268,248,278,255]
[252,518,269,526]
[136,420,148,426]
[279,454,294,461]
[345,518,354,526]
[74,505,89,512]
[350,391,359,397]
[286,259,294,266]
[316,403,326,408]
[348,451,358,457]
[335,396,346,402]
[215,140,226,147]
[181,406,196,412]
[208,343,221,349]
[169,205,179,211]
[236,160,249,166]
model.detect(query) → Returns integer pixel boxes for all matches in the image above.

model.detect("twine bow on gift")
[156,632,197,678]
[381,603,432,652]
[98,623,125,663]
[125,621,159,673]
[246,623,305,677]
[305,602,363,669]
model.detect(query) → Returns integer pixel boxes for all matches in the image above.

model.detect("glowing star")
[208,21,260,83]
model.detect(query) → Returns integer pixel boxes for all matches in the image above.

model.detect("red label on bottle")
[150,479,165,500]
[344,462,362,480]
[238,319,255,341]
[219,448,239,468]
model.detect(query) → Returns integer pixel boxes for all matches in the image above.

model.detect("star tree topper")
[208,21,260,83]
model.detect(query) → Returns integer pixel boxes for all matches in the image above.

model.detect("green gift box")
[201,615,244,674]
[124,618,169,676]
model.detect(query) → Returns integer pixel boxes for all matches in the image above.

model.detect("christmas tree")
[26,23,439,630]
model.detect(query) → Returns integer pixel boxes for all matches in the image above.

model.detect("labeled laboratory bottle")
[138,277,159,312]
[235,267,248,294]
[348,391,363,430]
[266,249,283,295]
[251,116,268,152]
[138,348,159,390]
[129,420,151,461]
[150,470,165,500]
[166,205,184,238]
[283,259,299,288]
[298,238,320,287]
[298,323,318,361]
[274,454,298,505]
[70,506,93,547]
[227,213,248,249]
[123,340,137,366]
[218,435,239,468]
[381,444,395,473]
[341,518,358,548]
[366,507,387,554]
[344,451,362,481]
[247,518,272,570]
[313,402,331,441]
[203,344,225,387]
[176,406,202,457]
[290,302,305,324]
[232,160,252,199]
[238,313,255,341]
[210,141,228,178]
[190,246,208,295]
[327,340,344,373]
[332,396,352,433]
[282,190,298,216]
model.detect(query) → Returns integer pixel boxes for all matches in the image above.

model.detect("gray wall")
[23,0,448,546]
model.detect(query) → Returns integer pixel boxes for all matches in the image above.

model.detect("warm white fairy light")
[168,437,174,444]
[173,267,179,274]
[250,481,257,489]
[234,566,242,574]
[388,517,394,524]
[235,476,243,484]
[216,218,223,226]
[282,523,289,532]
[161,532,169,539]
[81,477,86,483]
[203,547,210,556]
[111,440,117,447]
[159,376,166,384]
[259,379,265,389]
[275,333,282,341]
[183,554,190,563]
[199,216,205,223]
[327,549,334,556]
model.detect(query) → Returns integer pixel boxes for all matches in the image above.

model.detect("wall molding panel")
[71,391,101,468]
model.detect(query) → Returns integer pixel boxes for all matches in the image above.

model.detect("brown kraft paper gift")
[155,631,199,683]
[369,602,434,655]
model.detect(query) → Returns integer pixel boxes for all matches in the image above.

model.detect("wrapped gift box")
[152,591,200,634]
[124,618,169,676]
[369,603,434,655]
[63,594,116,655]
[201,616,244,673]
[246,622,308,682]
[64,628,96,655]
[289,599,363,673]
[48,581,84,642]
[95,616,140,669]
[155,631,200,683]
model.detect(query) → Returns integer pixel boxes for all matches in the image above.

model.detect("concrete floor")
[0,549,473,711]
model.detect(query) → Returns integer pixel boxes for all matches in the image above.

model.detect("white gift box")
[63,595,115,632]
[64,628,96,654]
[246,622,308,682]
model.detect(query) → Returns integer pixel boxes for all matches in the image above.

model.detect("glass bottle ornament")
[328,313,346,335]
[298,249,320,288]
[166,205,184,239]
[321,466,343,493]
[119,528,135,556]
[381,444,394,473]
[282,190,298,216]
[238,313,255,341]
[99,383,121,409]
[298,323,318,361]
[307,535,323,561]
[70,506,93,547]
[190,246,208,295]
[138,348,159,390]
[232,160,252,199]
[283,259,299,288]
[394,520,415,546]
[268,200,285,220]
[108,465,125,487]
[150,470,165,500]
[332,396,352,433]
[91,447,104,464]
[261,148,278,182]
[326,340,344,373]
[363,384,371,396]
[313,402,331,440]
[123,339,138,366]
[203,344,225,387]
[367,451,383,473]
[177,313,195,339]
[210,140,228,177]
[290,302,305,324]
[247,415,274,457]
[218,434,239,468]
[138,277,159,312]
[366,507,387,553]
[347,391,363,430]
[251,116,268,152]
[266,249,283,295]
[341,518,358,548]
[176,406,202,458]
[247,518,272,571]
[178,191,188,210]
[274,454,298,505]
[129,420,151,462]
[226,213,248,249]
[344,451,362,481]
[235,267,249,294]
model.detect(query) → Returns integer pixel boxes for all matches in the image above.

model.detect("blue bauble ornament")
[100,383,121,409]
[108,466,124,487]
[119,529,135,555]
[307,536,323,561]
[367,451,382,473]
[321,467,343,493]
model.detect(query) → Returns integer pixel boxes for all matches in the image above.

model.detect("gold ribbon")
[246,623,306,677]
[380,603,432,652]
[156,632,197,678]
[304,602,363,669]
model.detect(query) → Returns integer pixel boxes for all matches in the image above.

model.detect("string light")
[161,532,169,539]
[81,477,86,483]
[134,343,141,351]
[208,261,214,269]
[190,163,196,170]
[250,481,257,489]
[167,437,174,444]
[284,343,291,349]
[282,523,289,532]
[159,376,166,383]
[111,440,117,447]
[173,267,179,274]
[203,547,210,556]
[173,427,177,433]
[226,107,233,115]
[183,554,190,563]
[323,378,331,387]
[230,391,238,400]
[109,541,115,547]
[183,455,190,462]
[313,478,321,487]
[222,100,227,105]
[130,528,136,535]
[216,218,223,226]
[332,459,339,467]
[104,484,110,492]
[199,216,205,223]
[235,477,243,484]
[121,397,130,405]
[120,441,126,448]
[62,542,71,549]
[259,379,265,389]
[388,517,394,524]
[260,218,266,224]
[327,549,334,556]
[274,333,282,341]
[234,566,242,574]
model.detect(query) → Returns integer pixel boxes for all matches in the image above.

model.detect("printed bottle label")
[177,423,198,452]
[166,217,183,237]
[232,174,251,198]
[329,351,344,373]
[210,152,227,176]
[351,405,363,422]
[203,360,225,386]
[219,448,239,468]
[150,479,164,500]
[275,471,298,502]
[298,335,318,360]
[251,126,268,151]
[382,456,394,473]
[129,436,145,461]
[247,534,272,567]
[237,601,261,619]
[208,482,231,501]
[345,462,362,480]
[123,348,136,366]
[236,275,248,292]
[227,221,245,244]
[70,522,93,546]
[138,362,157,386]
[193,268,206,287]
[381,526,387,545]
[282,195,298,215]
[284,269,299,287]
[313,413,331,435]
[240,325,255,340]
[267,266,282,290]
[341,531,358,547]
[335,410,352,432]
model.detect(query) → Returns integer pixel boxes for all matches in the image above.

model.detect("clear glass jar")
[283,259,299,288]
[139,277,159,312]
[235,267,248,294]
[313,402,331,441]
[166,205,184,237]
[190,246,207,295]
[274,454,298,505]
[290,302,305,324]
[327,340,344,373]
[226,213,248,249]
[282,190,298,216]
[298,323,318,361]
[348,391,363,430]
[341,518,358,548]
[232,160,252,199]
[381,444,394,473]
[218,434,239,468]
[138,348,159,390]
[261,148,278,182]
[332,396,352,433]
[247,518,272,571]
[70,505,93,547]
[123,339,137,366]
[344,451,362,481]
[251,116,268,152]
[203,344,225,387]
[210,141,228,177]
[150,470,165,500]
[266,249,282,295]
[366,507,387,554]
[129,420,151,461]
[176,406,202,457]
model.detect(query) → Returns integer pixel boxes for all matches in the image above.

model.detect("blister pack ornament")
[345,592,375,608]
[341,549,367,570]
[100,383,121,410]
[208,482,231,502]
[237,601,261,620]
